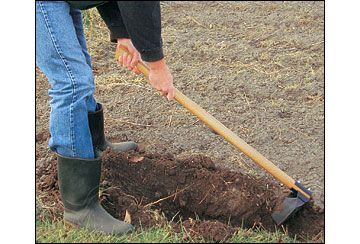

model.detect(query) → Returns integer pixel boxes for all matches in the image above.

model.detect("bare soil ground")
[36,1,324,242]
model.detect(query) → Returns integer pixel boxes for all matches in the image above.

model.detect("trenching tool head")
[272,181,312,225]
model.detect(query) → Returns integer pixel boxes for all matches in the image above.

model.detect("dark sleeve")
[96,1,130,41]
[116,1,164,62]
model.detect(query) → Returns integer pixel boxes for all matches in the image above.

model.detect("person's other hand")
[148,59,175,100]
[116,38,141,74]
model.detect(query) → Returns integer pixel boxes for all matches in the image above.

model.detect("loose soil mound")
[36,150,324,242]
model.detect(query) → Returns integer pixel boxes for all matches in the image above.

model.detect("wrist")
[117,38,130,43]
[147,58,166,71]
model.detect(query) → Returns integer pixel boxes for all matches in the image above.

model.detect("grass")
[36,218,299,243]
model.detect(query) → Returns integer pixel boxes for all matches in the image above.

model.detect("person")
[36,1,175,235]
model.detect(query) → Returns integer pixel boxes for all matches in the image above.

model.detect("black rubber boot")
[88,103,138,155]
[57,154,134,235]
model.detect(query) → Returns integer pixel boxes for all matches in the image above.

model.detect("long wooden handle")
[115,45,310,199]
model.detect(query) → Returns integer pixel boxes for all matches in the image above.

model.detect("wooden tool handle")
[115,45,310,199]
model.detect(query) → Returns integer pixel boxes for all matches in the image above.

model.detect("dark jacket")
[67,1,163,62]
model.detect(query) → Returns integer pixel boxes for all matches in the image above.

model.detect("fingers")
[117,50,141,75]
[129,53,141,74]
[117,39,142,74]
[132,66,141,75]
[130,53,139,68]
[121,52,128,68]
[117,52,123,66]
[166,86,175,100]
[120,53,132,70]
[158,86,175,100]
[126,54,132,70]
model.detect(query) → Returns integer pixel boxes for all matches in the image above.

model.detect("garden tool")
[115,45,312,225]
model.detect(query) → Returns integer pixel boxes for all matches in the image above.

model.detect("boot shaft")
[87,103,138,154]
[57,154,101,211]
[88,103,107,151]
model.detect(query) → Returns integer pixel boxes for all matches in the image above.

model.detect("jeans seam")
[39,1,77,157]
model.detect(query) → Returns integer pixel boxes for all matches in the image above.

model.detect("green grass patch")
[36,218,298,243]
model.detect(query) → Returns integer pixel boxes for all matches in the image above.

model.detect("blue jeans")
[36,1,97,159]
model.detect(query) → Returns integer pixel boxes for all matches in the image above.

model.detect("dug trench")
[36,149,324,242]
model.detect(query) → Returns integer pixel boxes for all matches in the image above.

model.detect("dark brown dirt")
[36,150,324,242]
[101,150,282,228]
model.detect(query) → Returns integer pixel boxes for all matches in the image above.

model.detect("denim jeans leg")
[36,1,95,159]
[70,7,97,113]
